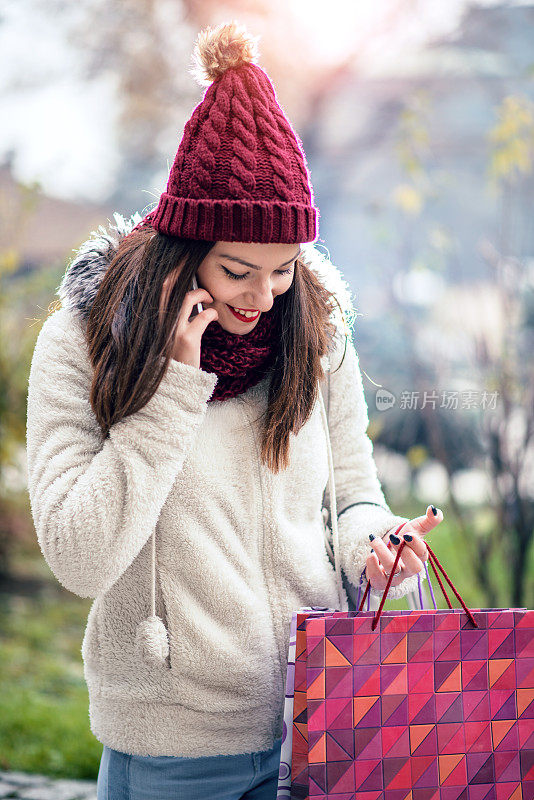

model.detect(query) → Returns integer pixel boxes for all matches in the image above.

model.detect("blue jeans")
[96,736,283,800]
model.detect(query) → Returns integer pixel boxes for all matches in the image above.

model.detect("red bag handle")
[358,524,478,630]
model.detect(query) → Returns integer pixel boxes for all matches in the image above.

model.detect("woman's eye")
[220,264,295,280]
[222,267,247,280]
[277,260,297,275]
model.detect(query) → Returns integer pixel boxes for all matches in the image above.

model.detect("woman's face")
[196,241,300,334]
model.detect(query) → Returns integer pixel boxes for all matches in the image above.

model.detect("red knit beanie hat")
[135,21,319,244]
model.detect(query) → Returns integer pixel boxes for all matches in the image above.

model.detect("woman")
[26,21,442,800]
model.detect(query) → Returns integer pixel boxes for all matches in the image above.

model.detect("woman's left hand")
[365,505,444,590]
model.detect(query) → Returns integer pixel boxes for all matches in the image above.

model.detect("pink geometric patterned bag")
[276,545,533,800]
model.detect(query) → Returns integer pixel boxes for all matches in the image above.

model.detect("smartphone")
[190,274,204,316]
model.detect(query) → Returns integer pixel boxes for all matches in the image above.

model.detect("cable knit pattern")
[173,104,202,197]
[26,215,425,758]
[271,103,314,201]
[228,70,257,198]
[189,83,227,199]
[246,68,294,202]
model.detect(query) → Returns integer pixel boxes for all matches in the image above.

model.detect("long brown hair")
[83,226,343,473]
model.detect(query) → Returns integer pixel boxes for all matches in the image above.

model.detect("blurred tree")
[389,94,496,601]
[0,179,62,581]
[374,91,534,606]
[476,93,534,606]
[374,93,482,483]
[366,90,497,605]
[73,0,198,212]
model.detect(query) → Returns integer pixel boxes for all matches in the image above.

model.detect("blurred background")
[1,0,533,780]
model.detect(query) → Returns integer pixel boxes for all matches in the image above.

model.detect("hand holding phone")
[190,275,204,316]
[158,272,218,369]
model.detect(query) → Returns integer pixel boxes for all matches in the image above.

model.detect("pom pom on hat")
[190,19,261,86]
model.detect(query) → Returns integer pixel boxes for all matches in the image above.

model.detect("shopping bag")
[277,540,534,800]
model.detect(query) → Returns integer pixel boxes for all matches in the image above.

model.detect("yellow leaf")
[407,445,428,468]
[392,184,423,216]
[0,249,20,275]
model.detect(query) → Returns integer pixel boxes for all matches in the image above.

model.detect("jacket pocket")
[156,569,172,671]
[81,599,100,671]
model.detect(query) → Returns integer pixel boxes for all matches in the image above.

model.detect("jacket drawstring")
[317,383,349,612]
[135,528,170,667]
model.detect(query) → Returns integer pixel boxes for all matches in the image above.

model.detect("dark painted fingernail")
[431,505,437,515]
[403,533,413,542]
[389,533,401,545]
[369,534,375,541]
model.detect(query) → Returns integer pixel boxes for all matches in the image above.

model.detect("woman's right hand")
[159,280,218,369]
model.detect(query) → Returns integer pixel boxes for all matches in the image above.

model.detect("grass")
[0,589,101,779]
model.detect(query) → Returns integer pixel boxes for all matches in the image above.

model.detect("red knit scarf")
[200,308,279,401]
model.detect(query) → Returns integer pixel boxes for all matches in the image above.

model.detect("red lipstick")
[226,304,260,322]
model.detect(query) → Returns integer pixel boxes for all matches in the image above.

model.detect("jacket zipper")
[240,400,285,734]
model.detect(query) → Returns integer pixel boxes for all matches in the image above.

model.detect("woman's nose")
[246,280,275,311]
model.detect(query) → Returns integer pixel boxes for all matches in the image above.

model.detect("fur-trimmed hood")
[56,211,356,329]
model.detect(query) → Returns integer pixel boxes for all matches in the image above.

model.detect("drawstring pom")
[137,531,169,667]
[135,616,169,666]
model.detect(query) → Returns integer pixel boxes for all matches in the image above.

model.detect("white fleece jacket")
[25,213,421,758]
